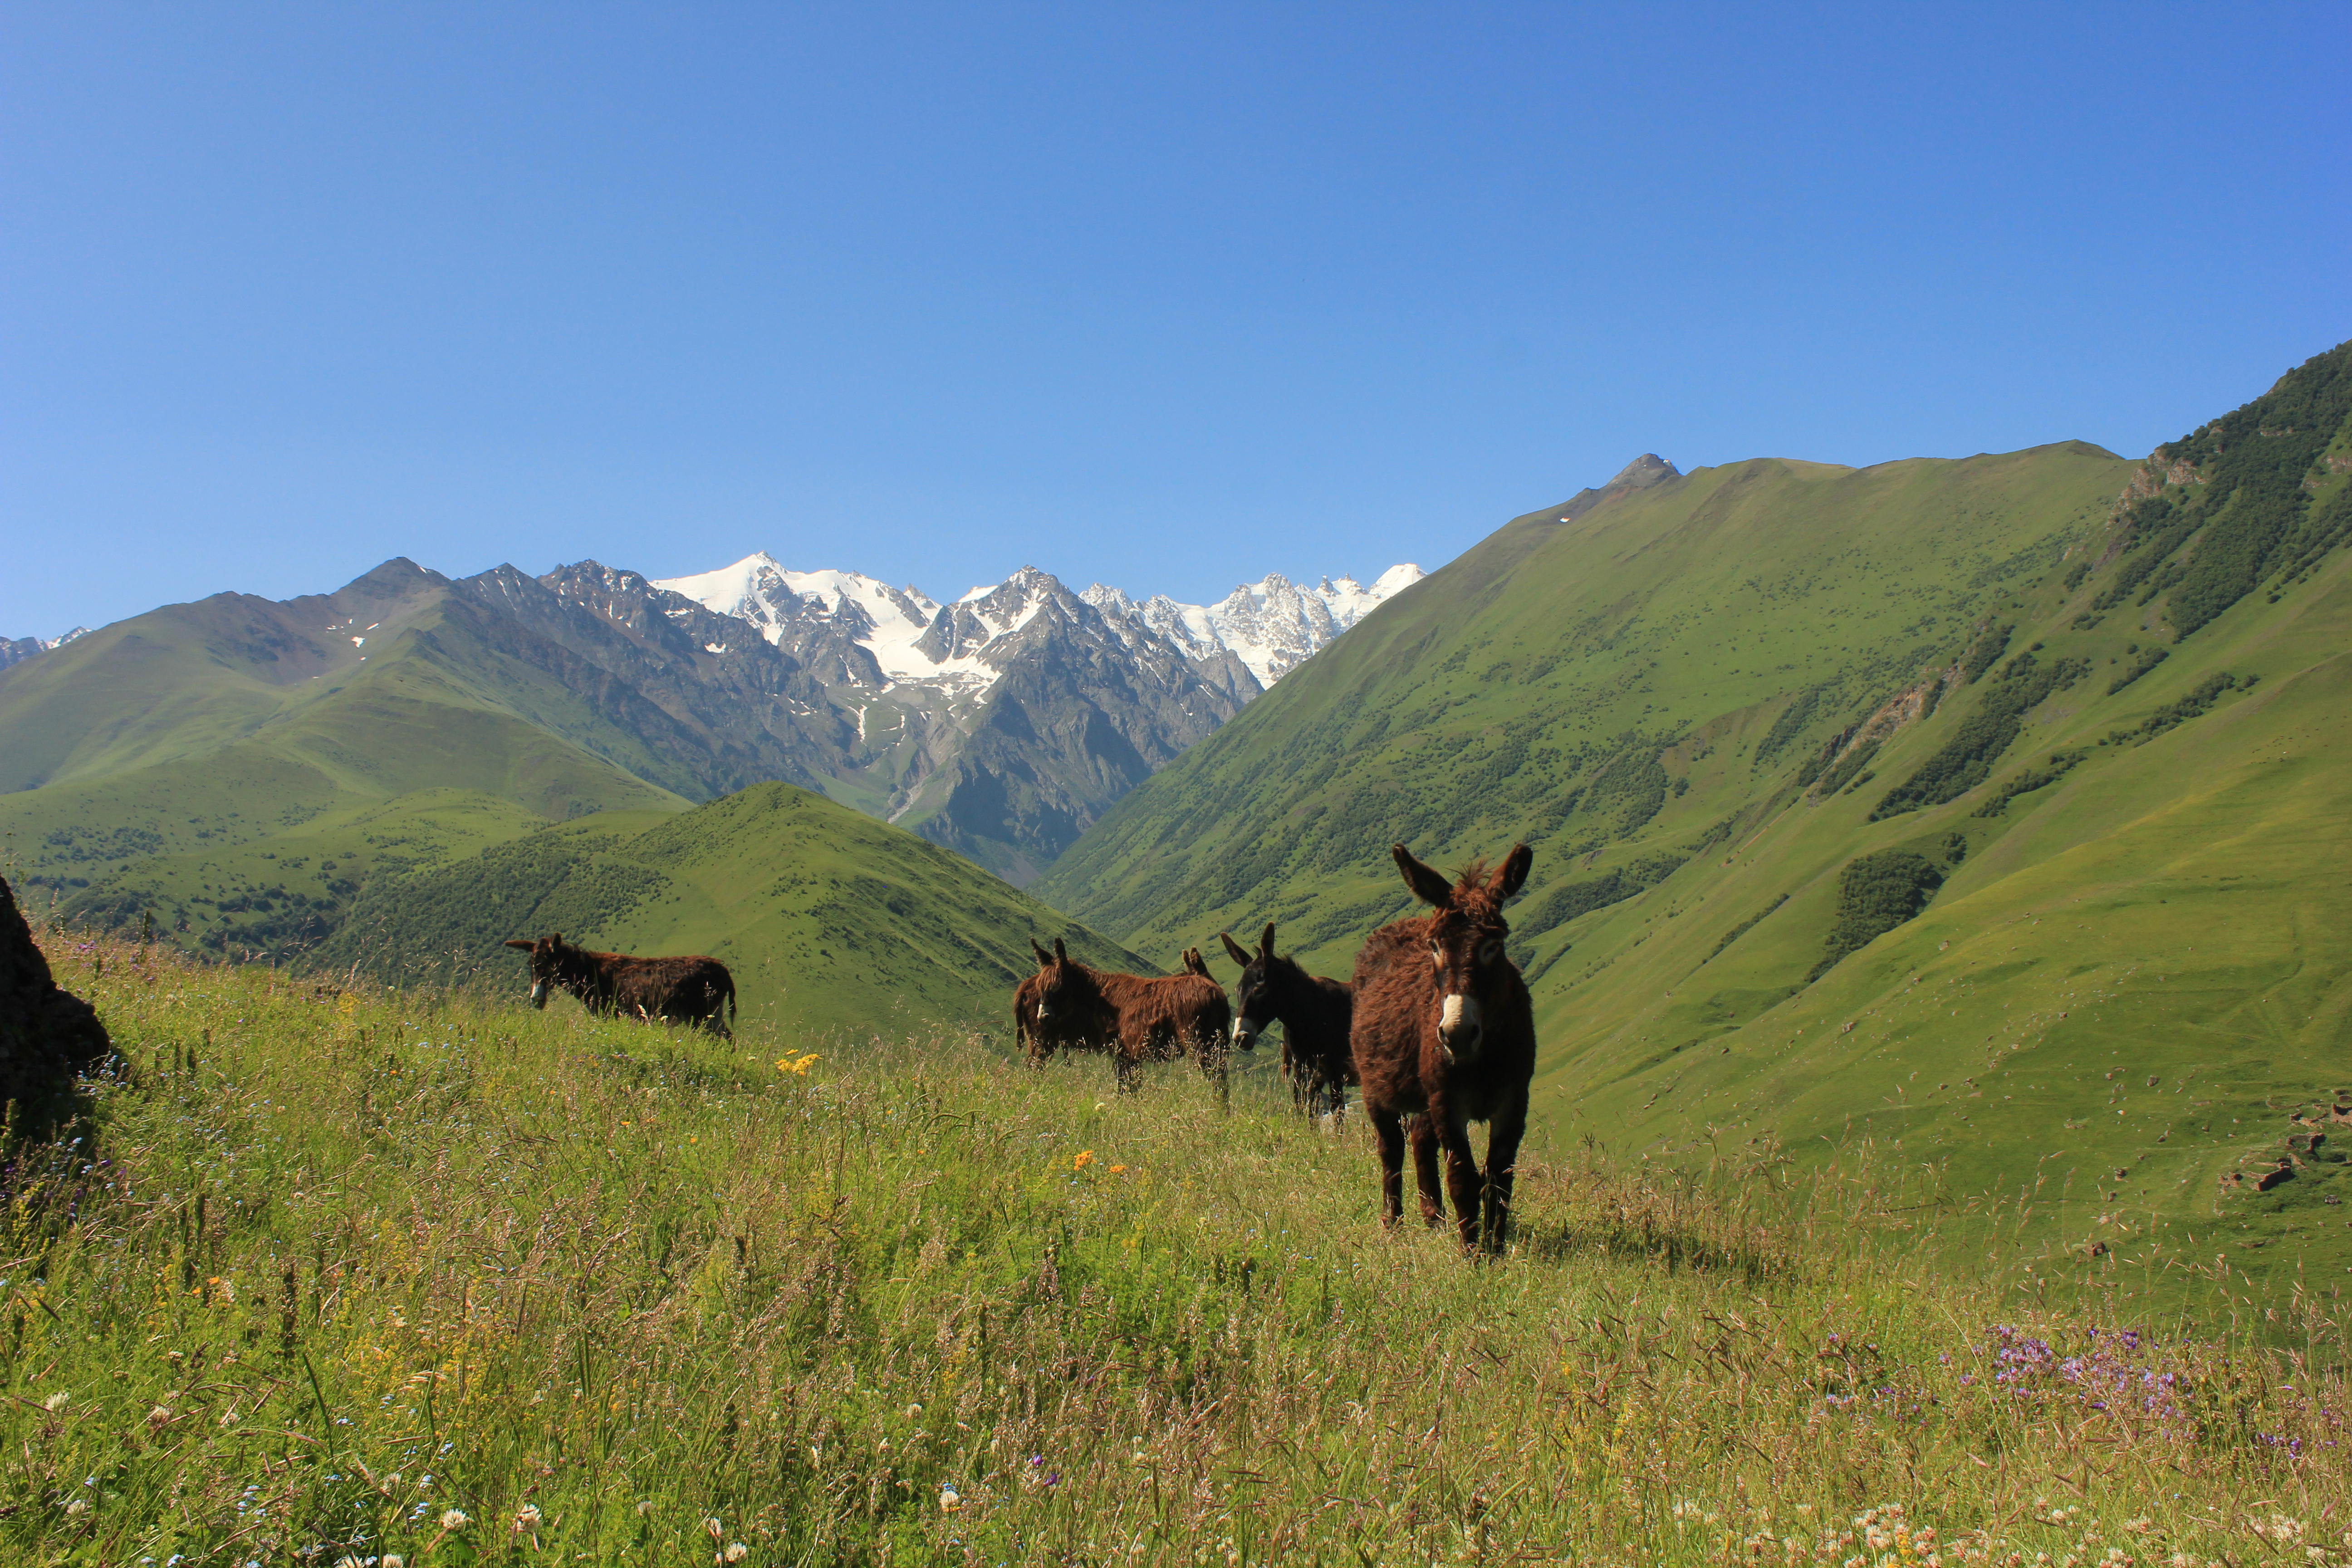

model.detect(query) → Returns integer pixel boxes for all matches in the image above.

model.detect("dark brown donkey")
[503,934,736,1038]
[1029,938,1233,1097]
[1349,843,1534,1254]
[1016,938,1106,1065]
[1218,924,1353,1119]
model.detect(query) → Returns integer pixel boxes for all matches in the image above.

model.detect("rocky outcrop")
[0,875,113,1137]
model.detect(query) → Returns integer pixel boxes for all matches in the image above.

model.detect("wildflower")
[725,1547,749,1563]
[1073,1149,1096,1171]
[514,1503,542,1531]
[44,1391,69,1411]
[65,1497,91,1516]
[774,1052,819,1076]
[1109,1164,1128,1174]
[439,1508,469,1530]
[383,1558,405,1568]
[704,1518,725,1541]
[940,1485,963,1513]
[905,1403,923,1420]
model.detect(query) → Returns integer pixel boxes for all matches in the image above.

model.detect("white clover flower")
[44,1391,70,1412]
[514,1503,542,1530]
[725,1546,749,1563]
[64,1497,91,1516]
[939,1486,962,1513]
[383,1558,405,1568]
[439,1508,469,1530]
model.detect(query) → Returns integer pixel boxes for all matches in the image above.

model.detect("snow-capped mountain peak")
[1088,564,1424,687]
[656,553,1422,696]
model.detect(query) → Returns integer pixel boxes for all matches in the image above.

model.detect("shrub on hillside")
[1870,654,2089,819]
[1809,850,1945,980]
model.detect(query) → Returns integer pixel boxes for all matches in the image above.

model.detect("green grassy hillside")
[1040,340,2352,1301]
[0,563,694,958]
[7,931,2341,1563]
[309,780,1150,1036]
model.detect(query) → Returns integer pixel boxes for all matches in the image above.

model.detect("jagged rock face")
[0,875,113,1135]
[442,563,861,800]
[896,574,1252,881]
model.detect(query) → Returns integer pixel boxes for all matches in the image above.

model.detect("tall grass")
[5,932,2349,1566]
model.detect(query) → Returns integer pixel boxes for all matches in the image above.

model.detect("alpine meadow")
[1042,340,2352,1305]
[5,341,2352,1565]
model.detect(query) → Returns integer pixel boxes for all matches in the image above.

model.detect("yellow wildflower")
[1073,1149,1096,1171]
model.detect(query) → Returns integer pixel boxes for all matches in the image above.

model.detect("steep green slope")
[1040,339,2352,1298]
[309,780,1150,1038]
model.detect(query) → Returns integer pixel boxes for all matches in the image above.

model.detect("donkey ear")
[1493,843,1534,900]
[1031,938,1053,969]
[1392,844,1455,907]
[1259,921,1277,958]
[1218,931,1252,967]
[1053,936,1068,965]
[503,939,534,951]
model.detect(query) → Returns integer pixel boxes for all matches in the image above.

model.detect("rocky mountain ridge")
[1,543,1423,890]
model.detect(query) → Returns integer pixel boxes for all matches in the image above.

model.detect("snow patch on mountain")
[1083,566,1423,686]
[656,553,1421,696]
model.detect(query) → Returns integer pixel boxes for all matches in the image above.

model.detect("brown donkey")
[1029,938,1233,1097]
[1348,843,1534,1254]
[1016,938,1106,1065]
[503,934,736,1038]
[1218,924,1353,1120]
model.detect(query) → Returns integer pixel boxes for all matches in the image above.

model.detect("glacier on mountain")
[653,553,1421,696]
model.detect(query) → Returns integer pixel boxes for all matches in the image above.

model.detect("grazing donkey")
[1348,843,1534,1254]
[1218,924,1353,1120]
[502,934,736,1038]
[1029,938,1232,1097]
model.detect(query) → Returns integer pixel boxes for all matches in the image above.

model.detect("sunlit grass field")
[7,933,2352,1566]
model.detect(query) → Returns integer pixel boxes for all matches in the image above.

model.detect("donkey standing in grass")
[504,933,736,1038]
[1016,938,1107,1065]
[1349,843,1534,1254]
[1219,924,1353,1121]
[1028,938,1233,1098]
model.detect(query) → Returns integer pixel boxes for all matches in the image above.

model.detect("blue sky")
[5,1,2347,636]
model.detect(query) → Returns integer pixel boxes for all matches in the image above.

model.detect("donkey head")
[1031,937,1096,1030]
[1391,843,1533,1062]
[502,932,580,1009]
[1219,922,1287,1052]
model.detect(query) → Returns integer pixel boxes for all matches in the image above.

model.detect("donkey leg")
[1478,1093,1530,1255]
[1435,1106,1488,1253]
[1407,1114,1446,1227]
[1368,1106,1408,1229]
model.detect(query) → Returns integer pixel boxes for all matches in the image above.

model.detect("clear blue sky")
[5,2,2347,637]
